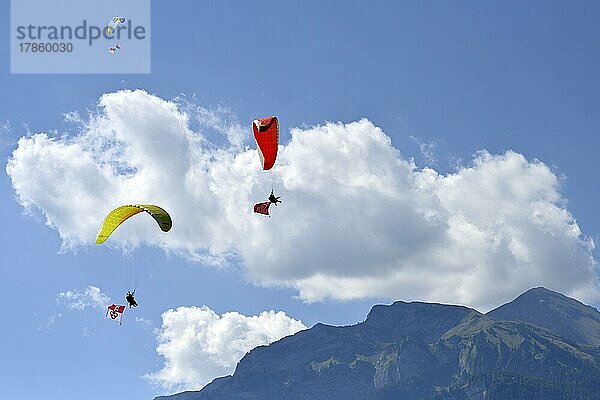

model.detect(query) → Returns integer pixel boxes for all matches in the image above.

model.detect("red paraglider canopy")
[253,116,279,170]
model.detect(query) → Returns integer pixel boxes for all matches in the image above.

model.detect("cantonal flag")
[253,201,271,216]
[106,304,126,324]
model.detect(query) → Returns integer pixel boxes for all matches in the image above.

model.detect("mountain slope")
[487,287,600,345]
[156,288,600,400]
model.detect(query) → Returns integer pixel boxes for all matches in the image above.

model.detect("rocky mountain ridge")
[156,287,600,400]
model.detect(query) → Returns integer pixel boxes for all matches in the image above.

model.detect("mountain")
[156,288,600,400]
[487,287,600,346]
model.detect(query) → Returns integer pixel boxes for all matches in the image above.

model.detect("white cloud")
[38,313,61,332]
[57,285,111,312]
[146,306,306,392]
[135,316,153,329]
[177,98,246,150]
[0,120,13,150]
[38,286,111,333]
[6,90,600,310]
[410,135,437,165]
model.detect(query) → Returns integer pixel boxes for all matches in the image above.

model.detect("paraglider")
[106,18,126,54]
[253,116,279,170]
[252,116,282,216]
[96,204,172,309]
[107,17,126,35]
[125,290,138,308]
[268,190,281,205]
[95,204,172,244]
[254,190,281,216]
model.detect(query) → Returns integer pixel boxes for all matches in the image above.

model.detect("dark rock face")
[361,301,474,344]
[156,288,600,400]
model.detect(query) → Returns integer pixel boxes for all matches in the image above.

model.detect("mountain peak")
[522,286,568,297]
[362,300,475,344]
[487,287,600,345]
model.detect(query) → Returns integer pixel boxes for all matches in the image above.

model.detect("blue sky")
[2,1,600,399]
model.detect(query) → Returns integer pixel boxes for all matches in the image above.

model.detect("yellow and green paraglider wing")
[95,204,172,244]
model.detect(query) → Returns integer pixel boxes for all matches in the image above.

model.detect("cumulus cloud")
[177,99,246,150]
[146,306,306,392]
[410,135,437,165]
[38,286,110,332]
[6,90,599,310]
[57,285,111,312]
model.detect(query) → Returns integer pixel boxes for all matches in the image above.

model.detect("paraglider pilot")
[126,290,138,308]
[268,190,281,206]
